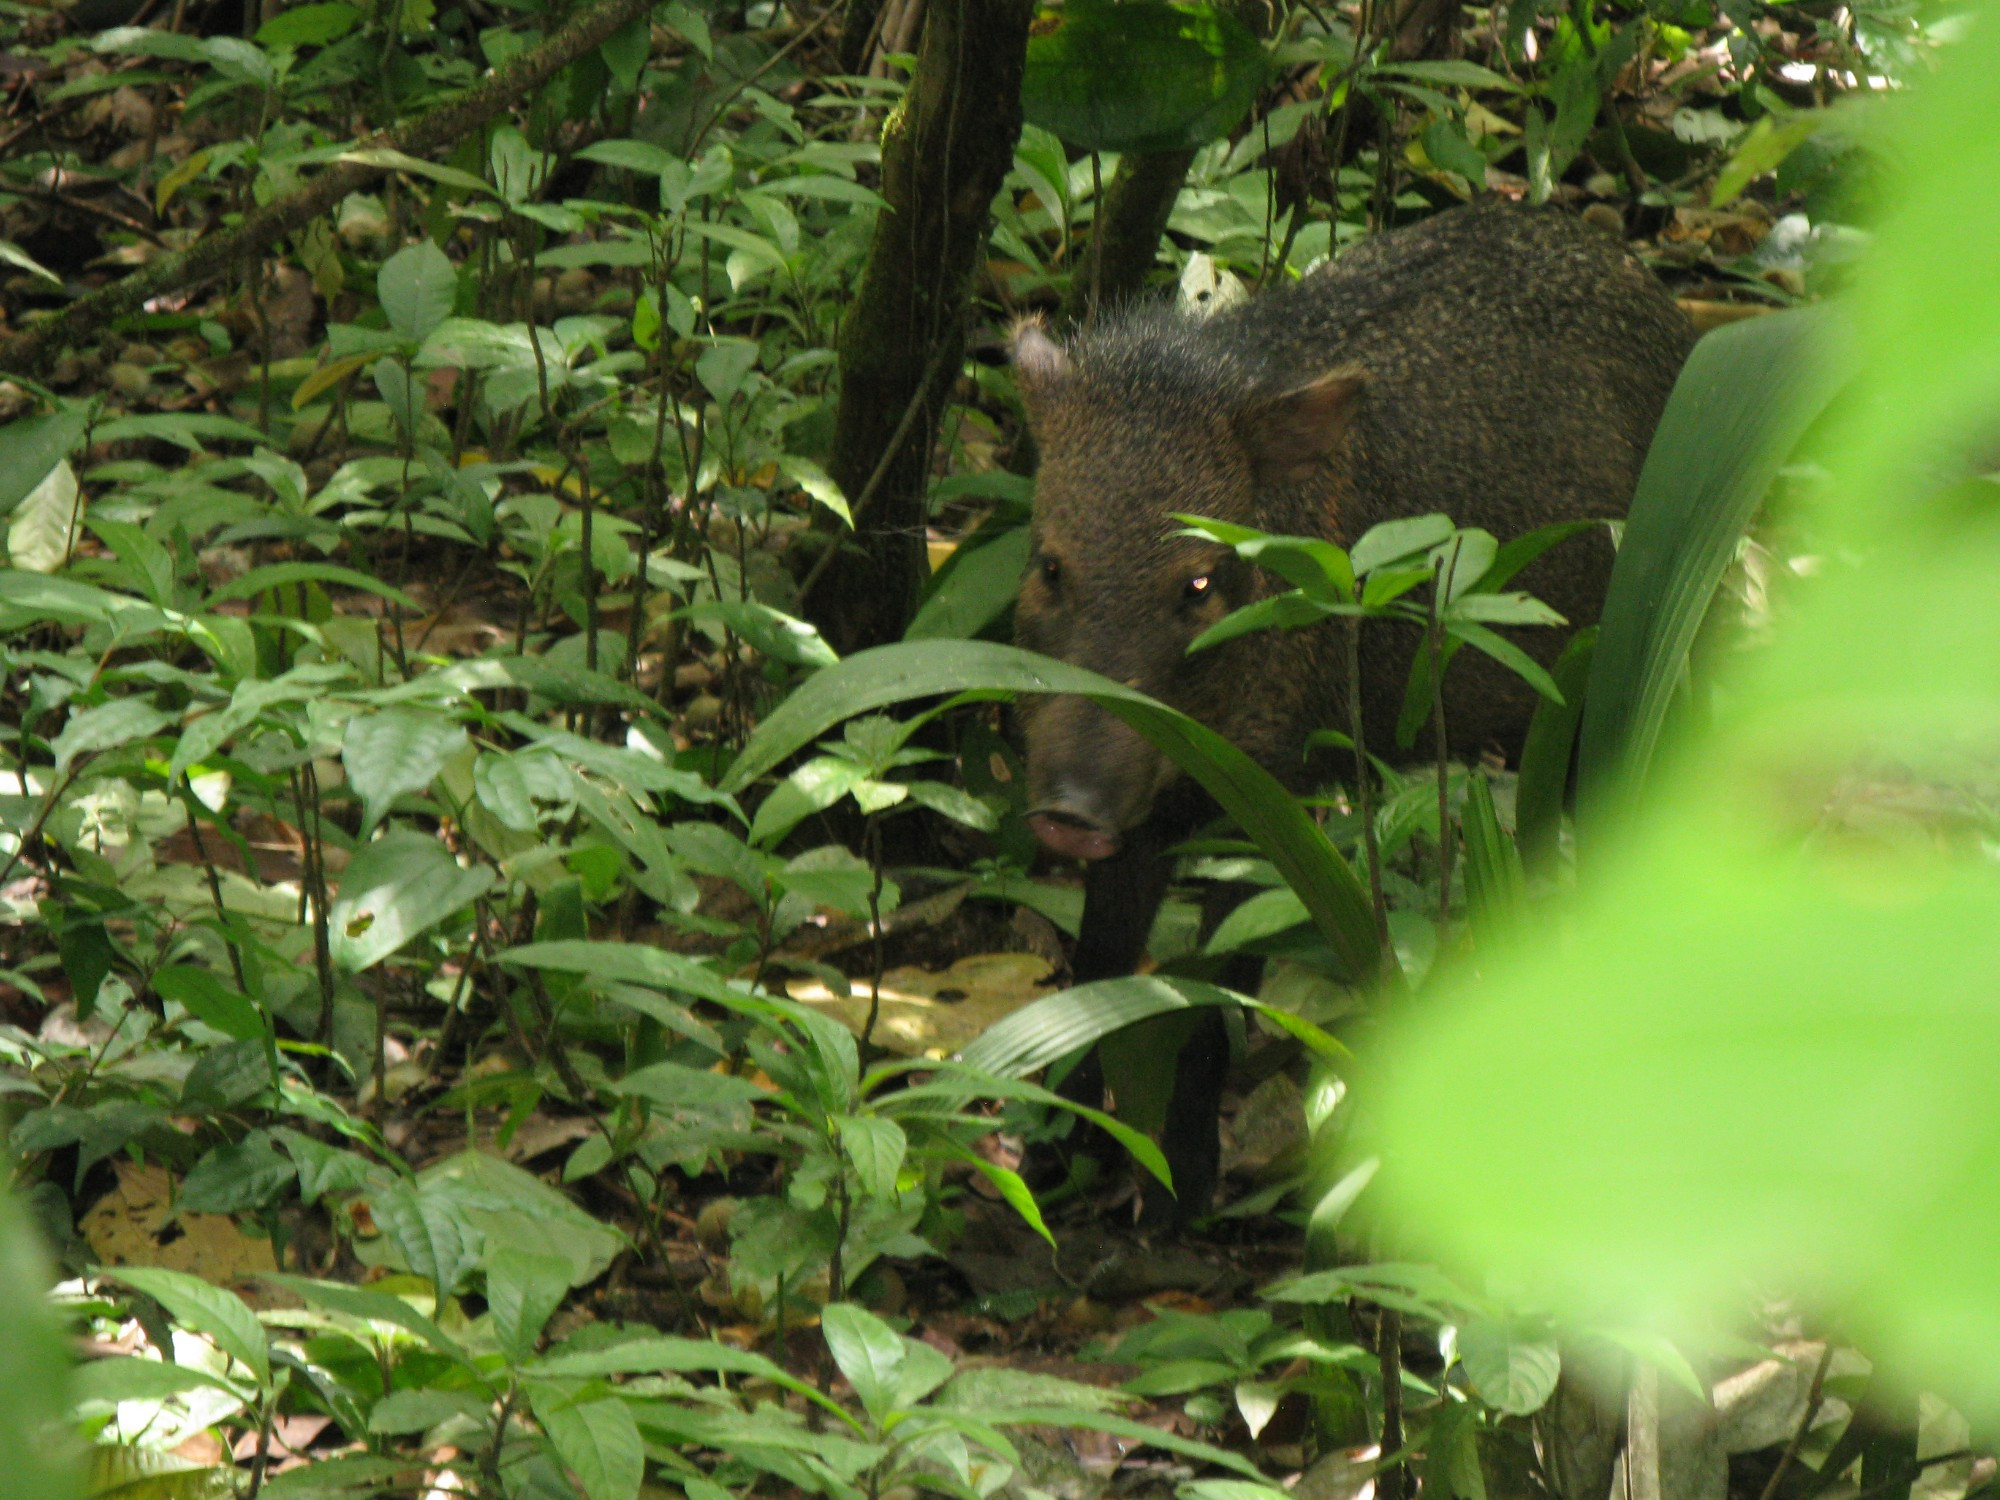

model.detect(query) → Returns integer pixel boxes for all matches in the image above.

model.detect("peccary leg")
[1028,824,1173,1193]
[1139,879,1261,1226]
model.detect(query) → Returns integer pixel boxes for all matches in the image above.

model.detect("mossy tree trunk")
[805,0,1034,656]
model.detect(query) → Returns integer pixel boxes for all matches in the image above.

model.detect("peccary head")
[1011,315,1363,860]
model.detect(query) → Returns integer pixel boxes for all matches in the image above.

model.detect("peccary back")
[1011,202,1694,1220]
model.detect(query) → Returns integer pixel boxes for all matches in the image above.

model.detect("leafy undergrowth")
[0,0,1979,1495]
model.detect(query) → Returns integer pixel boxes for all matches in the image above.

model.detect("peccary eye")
[1183,574,1212,602]
[1039,555,1062,588]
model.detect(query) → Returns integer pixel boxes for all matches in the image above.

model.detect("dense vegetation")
[0,0,1993,1497]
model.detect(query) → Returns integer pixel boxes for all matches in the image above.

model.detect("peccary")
[1012,201,1694,1221]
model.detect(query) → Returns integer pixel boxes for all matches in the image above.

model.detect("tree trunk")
[804,0,1034,656]
[1061,147,1199,325]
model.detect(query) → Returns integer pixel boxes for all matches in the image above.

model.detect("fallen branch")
[0,0,657,379]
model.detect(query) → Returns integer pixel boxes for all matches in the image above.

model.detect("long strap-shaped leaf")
[723,639,1385,981]
[1576,306,1853,833]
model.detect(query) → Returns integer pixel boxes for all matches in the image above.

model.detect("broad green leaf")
[70,1354,244,1404]
[6,459,79,572]
[367,1181,476,1301]
[0,1193,80,1500]
[1204,885,1308,953]
[1576,307,1851,827]
[328,831,494,972]
[259,1273,469,1363]
[488,1249,573,1365]
[961,974,1239,1078]
[721,641,1383,983]
[906,523,1031,641]
[256,2,360,47]
[378,241,457,342]
[776,454,851,527]
[0,405,91,519]
[178,1132,296,1215]
[1443,620,1563,703]
[1351,514,1456,576]
[902,780,998,830]
[342,708,468,832]
[1187,591,1340,654]
[676,599,837,669]
[834,1115,907,1200]
[822,1303,952,1423]
[500,941,761,1013]
[530,1391,644,1500]
[473,749,577,832]
[1023,1,1267,154]
[339,146,496,197]
[153,965,264,1041]
[1456,1317,1560,1415]
[1512,627,1596,875]
[52,696,171,771]
[105,1267,270,1384]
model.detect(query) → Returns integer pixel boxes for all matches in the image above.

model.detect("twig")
[1756,1345,1836,1500]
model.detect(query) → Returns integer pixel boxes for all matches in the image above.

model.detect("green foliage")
[0,0,1978,1490]
[1367,2,2000,1423]
[1022,1,1267,154]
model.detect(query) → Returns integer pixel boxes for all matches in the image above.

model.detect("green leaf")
[721,641,1383,983]
[154,965,265,1041]
[255,2,360,47]
[53,696,172,771]
[1512,627,1596,874]
[1456,1318,1560,1415]
[500,941,761,1014]
[961,974,1238,1078]
[378,241,458,342]
[106,1267,270,1384]
[1351,514,1456,576]
[205,561,423,612]
[259,1273,469,1364]
[1459,773,1525,941]
[6,459,79,572]
[70,1354,244,1405]
[902,780,998,831]
[1204,886,1308,953]
[328,831,495,972]
[835,1115,907,1200]
[1576,307,1851,827]
[0,1194,84,1500]
[1443,620,1563,703]
[822,1303,952,1423]
[530,1391,644,1500]
[1023,0,1268,153]
[179,1131,296,1215]
[488,1249,573,1365]
[677,599,837,668]
[1187,591,1340,653]
[906,524,1031,641]
[0,407,89,526]
[368,1182,476,1301]
[342,708,469,832]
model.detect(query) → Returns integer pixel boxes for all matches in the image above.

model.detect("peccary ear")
[1236,367,1367,487]
[1011,318,1072,402]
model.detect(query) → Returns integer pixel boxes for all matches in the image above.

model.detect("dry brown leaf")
[786,951,1059,1057]
[80,1161,279,1282]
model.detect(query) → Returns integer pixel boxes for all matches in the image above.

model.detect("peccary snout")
[1020,696,1174,860]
